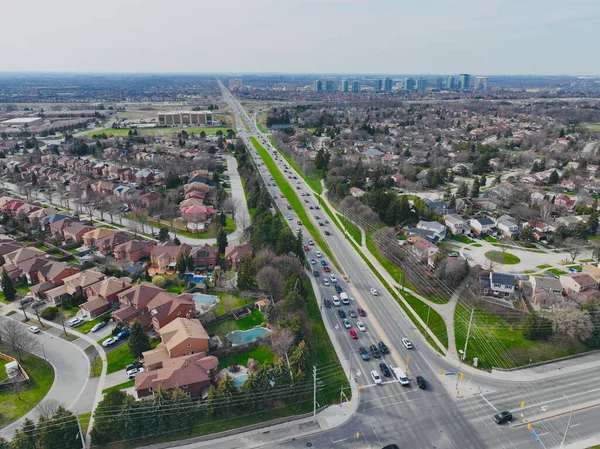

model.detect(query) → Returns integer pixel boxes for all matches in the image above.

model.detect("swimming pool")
[193,293,219,305]
[182,273,206,284]
[226,328,271,346]
[233,375,248,387]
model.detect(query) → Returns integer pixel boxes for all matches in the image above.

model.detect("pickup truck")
[391,366,410,386]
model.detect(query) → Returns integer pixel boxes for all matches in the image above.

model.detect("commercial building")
[325,80,335,92]
[475,76,489,90]
[447,76,455,89]
[341,79,349,92]
[1,117,43,127]
[416,78,427,92]
[405,78,415,91]
[351,80,361,92]
[314,80,323,92]
[228,79,243,89]
[375,79,383,92]
[436,76,443,90]
[157,111,213,127]
[384,77,393,92]
[459,73,471,90]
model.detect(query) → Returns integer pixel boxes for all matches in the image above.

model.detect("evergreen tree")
[158,226,170,242]
[290,340,309,373]
[294,229,305,261]
[548,169,559,184]
[219,212,226,227]
[217,227,228,254]
[205,385,216,416]
[1,271,16,302]
[579,159,588,170]
[128,319,151,360]
[275,227,296,255]
[38,407,81,449]
[237,257,257,291]
[11,419,37,449]
[479,174,486,187]
[470,178,480,198]
[186,255,195,272]
[589,201,599,235]
[217,374,237,415]
[176,254,187,274]
[456,181,469,198]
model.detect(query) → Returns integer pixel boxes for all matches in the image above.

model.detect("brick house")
[150,241,191,275]
[225,242,253,268]
[189,244,219,270]
[62,222,96,243]
[111,283,165,329]
[81,277,133,318]
[147,292,196,332]
[114,239,155,263]
[96,231,131,256]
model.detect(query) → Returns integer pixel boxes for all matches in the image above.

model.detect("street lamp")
[560,394,574,447]
[39,337,53,361]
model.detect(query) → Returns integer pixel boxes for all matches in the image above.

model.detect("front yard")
[106,340,160,374]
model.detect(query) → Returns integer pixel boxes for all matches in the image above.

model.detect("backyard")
[205,308,265,340]
[0,343,55,428]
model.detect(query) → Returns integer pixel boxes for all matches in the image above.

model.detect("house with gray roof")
[481,272,516,297]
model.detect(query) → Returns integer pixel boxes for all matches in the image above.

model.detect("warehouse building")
[157,111,213,127]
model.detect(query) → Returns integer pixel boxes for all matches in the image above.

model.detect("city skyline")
[2,0,598,75]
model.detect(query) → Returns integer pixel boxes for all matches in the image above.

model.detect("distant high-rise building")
[447,76,455,89]
[405,78,416,91]
[375,79,383,92]
[314,80,323,92]
[416,78,427,92]
[384,77,393,92]
[229,78,243,89]
[325,80,335,92]
[341,79,349,92]
[475,76,489,90]
[436,76,443,90]
[351,80,361,92]
[458,73,471,90]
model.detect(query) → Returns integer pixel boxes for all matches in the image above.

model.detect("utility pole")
[456,307,474,391]
[313,365,317,424]
[426,306,431,327]
[76,411,87,449]
[561,394,574,447]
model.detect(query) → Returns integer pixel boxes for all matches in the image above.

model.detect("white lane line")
[537,432,549,436]
[332,438,349,443]
[363,391,451,411]
[570,423,581,428]
[480,394,499,412]
[415,362,421,370]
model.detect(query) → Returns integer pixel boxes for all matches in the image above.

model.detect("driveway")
[0,315,90,439]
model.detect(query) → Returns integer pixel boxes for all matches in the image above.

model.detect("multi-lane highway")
[219,80,600,449]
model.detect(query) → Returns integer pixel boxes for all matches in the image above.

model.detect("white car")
[332,295,341,306]
[315,251,322,258]
[287,215,292,220]
[67,317,84,327]
[28,326,40,334]
[371,370,383,385]
[402,338,414,349]
[370,288,379,296]
[343,319,352,329]
[102,337,118,347]
[310,259,317,265]
[329,274,338,283]
[308,239,314,245]
[126,367,145,379]
[357,321,366,332]
[323,279,331,287]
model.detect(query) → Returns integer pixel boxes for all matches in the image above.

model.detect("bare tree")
[563,237,586,263]
[16,181,33,200]
[36,399,62,418]
[539,201,554,221]
[256,266,284,301]
[552,308,594,341]
[0,320,38,361]
[271,327,295,375]
[8,375,28,401]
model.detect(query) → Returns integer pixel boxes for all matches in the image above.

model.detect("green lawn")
[92,357,102,377]
[102,379,135,394]
[35,245,49,251]
[106,340,160,374]
[66,259,80,265]
[0,359,8,382]
[165,284,185,294]
[366,236,404,282]
[87,127,232,138]
[0,284,31,303]
[484,251,521,265]
[482,235,498,243]
[205,309,265,340]
[218,347,275,370]
[524,270,536,274]
[471,243,483,247]
[548,268,567,276]
[250,137,335,266]
[78,412,92,435]
[214,293,252,316]
[267,136,323,194]
[401,291,448,348]
[450,235,475,244]
[537,264,551,269]
[337,214,362,244]
[176,217,235,239]
[454,303,576,370]
[0,344,55,428]
[76,316,108,334]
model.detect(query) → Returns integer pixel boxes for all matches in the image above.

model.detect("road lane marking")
[537,432,549,436]
[480,394,499,412]
[570,423,581,428]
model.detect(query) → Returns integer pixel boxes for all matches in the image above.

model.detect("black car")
[325,230,330,236]
[324,299,332,308]
[359,346,370,361]
[493,411,513,424]
[416,375,426,390]
[335,284,343,293]
[369,344,381,358]
[379,363,391,377]
[378,341,390,354]
[319,222,324,227]
[349,309,358,318]
[382,445,400,449]
[338,310,347,319]
[313,270,320,277]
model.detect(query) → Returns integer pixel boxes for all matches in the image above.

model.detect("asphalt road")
[219,80,600,449]
[0,315,89,439]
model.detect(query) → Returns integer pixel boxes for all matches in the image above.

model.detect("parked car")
[126,361,143,371]
[493,411,513,424]
[402,338,414,349]
[359,347,370,361]
[379,363,391,377]
[67,317,84,328]
[28,326,40,334]
[91,322,106,332]
[357,307,367,317]
[103,337,118,347]
[371,370,383,385]
[349,329,358,339]
[369,344,381,358]
[378,341,390,354]
[416,375,427,390]
[126,367,145,379]
[117,329,130,340]
[20,297,34,306]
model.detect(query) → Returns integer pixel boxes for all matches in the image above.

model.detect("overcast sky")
[4,0,599,75]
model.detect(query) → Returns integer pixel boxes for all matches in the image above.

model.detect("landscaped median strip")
[248,137,341,272]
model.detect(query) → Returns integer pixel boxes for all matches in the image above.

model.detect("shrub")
[41,306,59,321]
[152,275,165,287]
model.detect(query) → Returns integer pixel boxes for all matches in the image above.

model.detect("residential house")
[525,220,555,241]
[136,168,155,184]
[180,205,217,227]
[555,194,577,211]
[469,217,495,235]
[62,222,96,243]
[90,181,114,195]
[96,231,131,256]
[114,239,155,263]
[561,179,576,191]
[112,283,165,329]
[390,173,405,185]
[555,216,582,230]
[150,241,191,275]
[83,228,121,248]
[134,353,218,399]
[189,244,219,270]
[81,277,133,318]
[416,221,446,241]
[44,270,105,305]
[482,272,516,297]
[409,236,439,261]
[349,187,365,198]
[0,242,23,265]
[34,261,78,287]
[147,292,196,332]
[225,241,253,268]
[496,215,519,238]
[444,214,468,235]
[528,276,563,308]
[423,198,449,214]
[142,318,210,370]
[582,265,600,283]
[560,273,598,294]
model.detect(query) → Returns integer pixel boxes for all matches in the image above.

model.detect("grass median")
[249,137,337,270]
[267,136,323,194]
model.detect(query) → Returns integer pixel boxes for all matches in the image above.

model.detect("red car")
[357,307,367,317]
[297,220,302,225]
[349,329,358,339]
[280,194,284,198]
[323,266,331,272]
[303,245,309,251]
